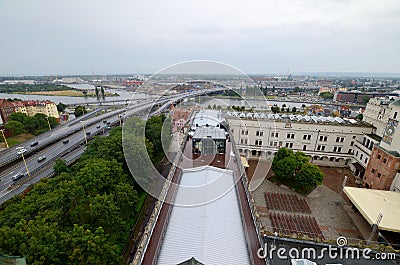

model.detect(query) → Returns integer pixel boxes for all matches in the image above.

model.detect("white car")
[17,148,27,155]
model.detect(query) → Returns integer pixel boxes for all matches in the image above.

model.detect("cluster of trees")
[271,104,298,114]
[319,92,334,100]
[57,102,67,112]
[5,112,58,136]
[74,106,86,117]
[272,148,324,194]
[207,104,222,110]
[0,127,144,264]
[0,84,71,93]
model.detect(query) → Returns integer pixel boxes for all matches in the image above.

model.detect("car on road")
[30,141,39,147]
[37,156,46,162]
[96,125,101,128]
[63,139,69,144]
[12,172,24,181]
[103,120,107,124]
[86,132,91,135]
[17,148,27,155]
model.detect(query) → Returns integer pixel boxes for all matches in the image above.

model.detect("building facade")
[226,112,374,169]
[0,99,15,123]
[12,100,60,119]
[362,100,400,191]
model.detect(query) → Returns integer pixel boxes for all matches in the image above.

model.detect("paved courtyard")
[248,159,368,241]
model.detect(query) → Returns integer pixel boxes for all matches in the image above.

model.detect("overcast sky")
[0,0,399,75]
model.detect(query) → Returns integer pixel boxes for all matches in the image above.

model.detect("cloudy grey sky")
[0,0,399,75]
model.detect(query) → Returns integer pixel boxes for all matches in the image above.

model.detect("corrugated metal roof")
[157,166,250,265]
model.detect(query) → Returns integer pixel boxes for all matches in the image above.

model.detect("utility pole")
[118,115,122,126]
[16,146,30,177]
[80,121,88,144]
[0,129,9,148]
[45,116,52,130]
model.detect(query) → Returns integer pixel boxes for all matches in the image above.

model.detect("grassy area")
[269,175,316,195]
[15,90,119,97]
[0,133,35,148]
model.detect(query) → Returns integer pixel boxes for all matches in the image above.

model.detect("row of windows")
[376,153,388,164]
[370,168,383,179]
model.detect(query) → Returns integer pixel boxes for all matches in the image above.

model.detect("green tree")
[294,163,324,188]
[8,112,28,124]
[57,102,67,112]
[272,148,323,193]
[5,120,25,136]
[74,106,86,117]
[54,159,69,175]
[319,92,334,100]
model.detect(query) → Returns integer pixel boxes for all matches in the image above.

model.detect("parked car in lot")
[30,141,39,147]
[37,156,46,162]
[96,125,101,128]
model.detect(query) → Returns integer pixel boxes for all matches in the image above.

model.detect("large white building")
[226,112,374,169]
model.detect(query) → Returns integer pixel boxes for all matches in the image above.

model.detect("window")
[245,130,248,135]
[270,141,273,146]
[271,132,279,137]
[317,145,326,151]
[241,130,245,135]
[319,135,327,141]
[364,158,368,164]
[303,134,311,140]
[360,154,363,160]
[371,169,376,174]
[353,136,356,139]
[377,173,381,178]
[348,149,352,154]
[303,145,307,151]
[350,141,354,146]
[377,154,381,160]
[286,133,295,139]
[383,158,387,164]
[336,137,345,142]
[333,146,342,152]
[256,131,264,137]
[274,142,277,147]
[255,140,263,146]
[240,139,244,144]
[285,142,293,148]
[330,157,334,161]
[394,112,398,119]
[245,139,248,144]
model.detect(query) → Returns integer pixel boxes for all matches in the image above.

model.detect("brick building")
[0,99,15,123]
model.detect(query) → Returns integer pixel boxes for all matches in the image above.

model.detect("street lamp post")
[0,129,9,148]
[80,121,88,144]
[118,115,122,126]
[16,146,30,177]
[45,116,52,130]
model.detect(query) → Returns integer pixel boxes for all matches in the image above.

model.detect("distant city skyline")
[0,0,399,75]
